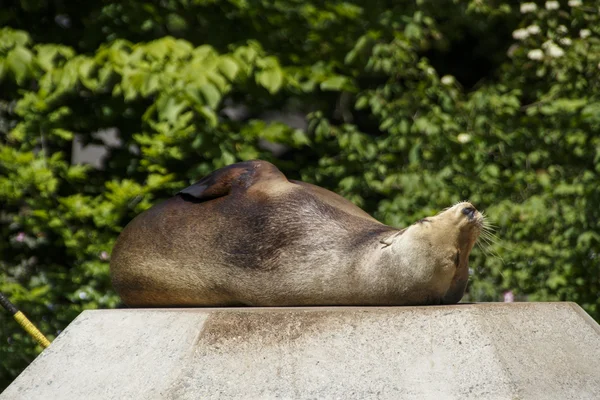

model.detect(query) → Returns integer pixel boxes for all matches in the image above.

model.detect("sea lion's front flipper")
[178,160,287,201]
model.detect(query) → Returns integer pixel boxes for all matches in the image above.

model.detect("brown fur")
[110,160,482,307]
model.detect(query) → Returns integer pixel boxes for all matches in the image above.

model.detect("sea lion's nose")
[461,206,476,220]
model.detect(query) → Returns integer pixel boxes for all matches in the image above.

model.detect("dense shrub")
[2,0,599,388]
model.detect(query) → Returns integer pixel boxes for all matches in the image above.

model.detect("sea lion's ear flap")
[178,162,252,200]
[177,160,285,201]
[178,181,221,199]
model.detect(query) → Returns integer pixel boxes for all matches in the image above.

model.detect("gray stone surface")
[2,303,600,400]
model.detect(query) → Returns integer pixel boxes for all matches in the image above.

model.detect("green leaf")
[51,128,74,140]
[257,66,283,94]
[6,46,34,84]
[320,76,350,91]
[196,106,218,127]
[292,130,310,146]
[218,56,240,81]
[3,29,30,47]
[199,83,221,109]
[355,96,369,110]
[36,46,58,71]
[157,96,187,124]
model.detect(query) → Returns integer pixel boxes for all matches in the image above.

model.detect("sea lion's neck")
[360,230,455,304]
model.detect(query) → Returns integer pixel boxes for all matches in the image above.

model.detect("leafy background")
[1,0,599,389]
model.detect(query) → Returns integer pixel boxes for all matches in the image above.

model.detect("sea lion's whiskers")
[479,220,500,239]
[478,234,492,243]
[480,232,500,245]
[485,238,513,254]
[482,222,498,230]
[481,219,497,230]
[476,239,505,264]
[476,241,491,256]
[474,214,504,261]
[481,230,505,249]
[480,217,498,231]
[481,230,498,239]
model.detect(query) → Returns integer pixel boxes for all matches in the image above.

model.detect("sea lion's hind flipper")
[177,160,284,201]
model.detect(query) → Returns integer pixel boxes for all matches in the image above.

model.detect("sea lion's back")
[109,160,393,306]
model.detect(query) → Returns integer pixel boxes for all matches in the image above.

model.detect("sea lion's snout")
[461,206,476,220]
[449,201,484,229]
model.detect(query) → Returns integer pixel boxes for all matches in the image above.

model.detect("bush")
[2,0,599,389]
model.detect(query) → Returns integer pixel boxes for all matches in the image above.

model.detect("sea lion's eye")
[461,207,475,218]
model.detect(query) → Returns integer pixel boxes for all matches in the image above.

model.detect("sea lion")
[110,160,483,307]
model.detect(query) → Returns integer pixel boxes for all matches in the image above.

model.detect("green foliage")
[2,0,600,389]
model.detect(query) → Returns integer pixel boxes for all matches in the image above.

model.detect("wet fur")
[110,160,482,307]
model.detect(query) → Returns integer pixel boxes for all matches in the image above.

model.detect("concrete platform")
[2,303,600,399]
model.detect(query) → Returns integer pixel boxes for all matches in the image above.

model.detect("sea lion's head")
[393,201,484,304]
[422,201,484,255]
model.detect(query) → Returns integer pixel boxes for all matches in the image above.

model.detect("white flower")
[580,29,591,39]
[441,75,455,85]
[512,28,530,40]
[568,0,582,6]
[542,41,565,57]
[527,25,541,35]
[527,49,544,60]
[545,1,560,10]
[557,25,568,34]
[547,44,565,58]
[457,133,471,144]
[520,2,537,13]
[560,37,572,46]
